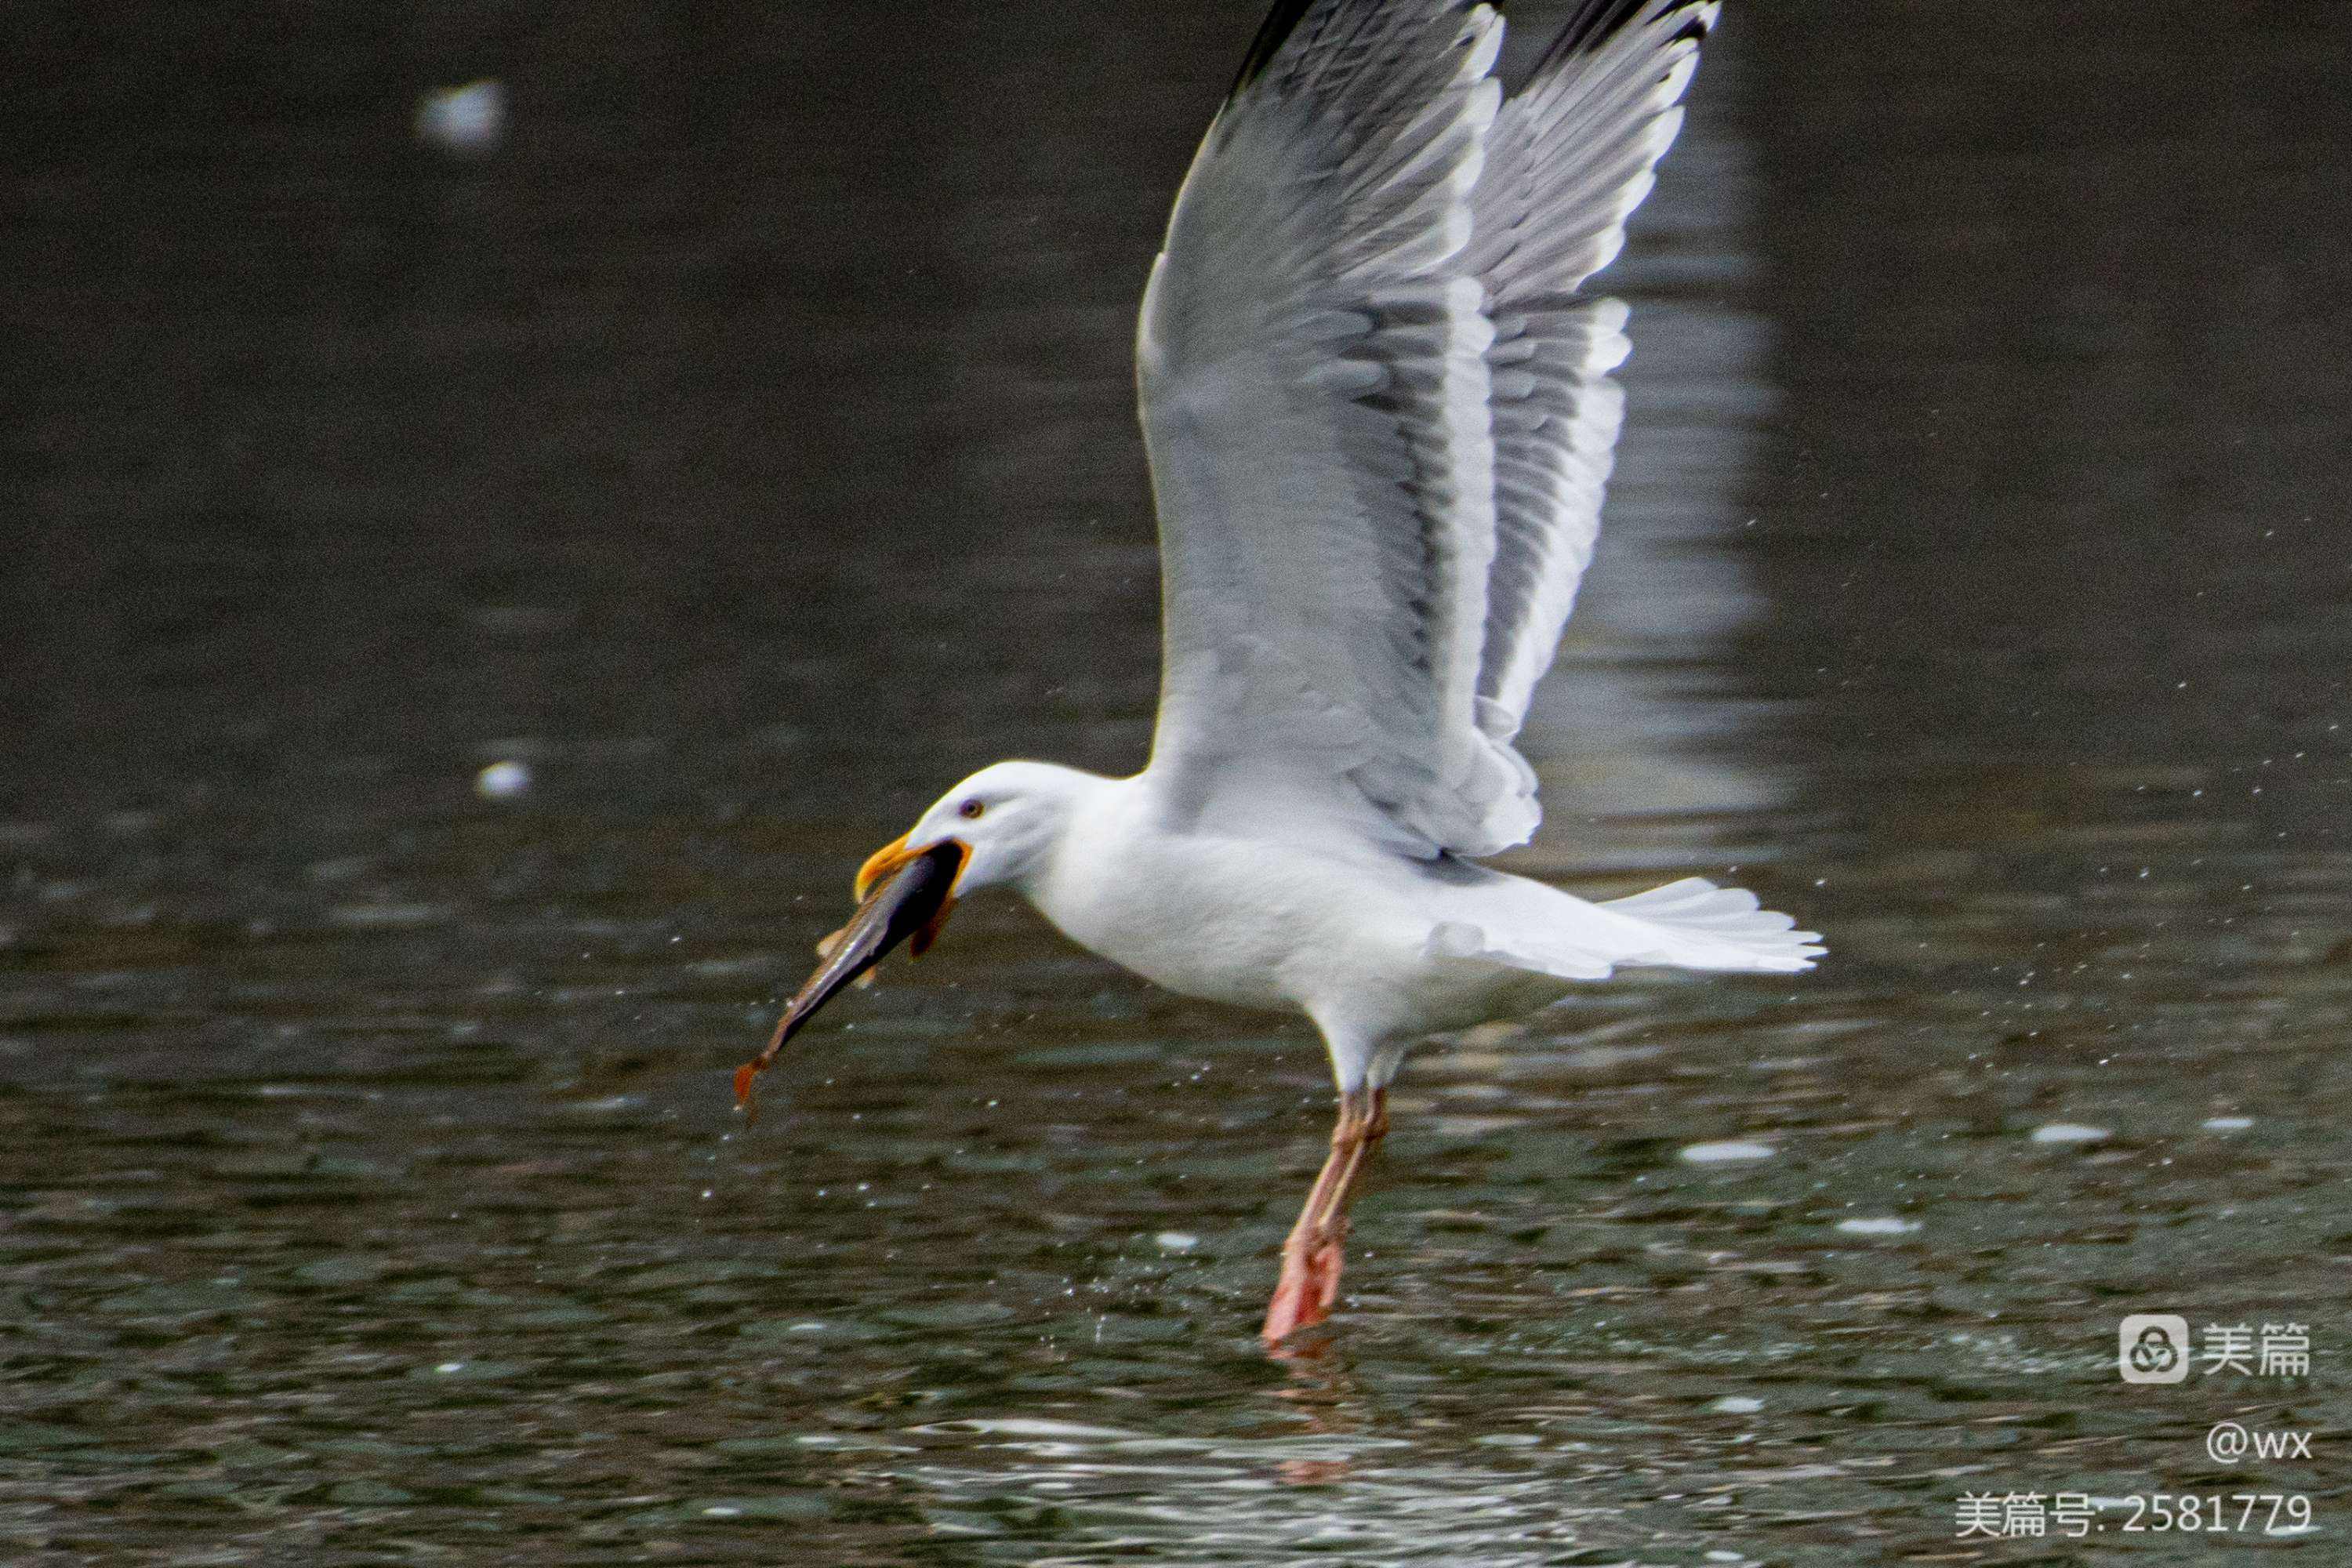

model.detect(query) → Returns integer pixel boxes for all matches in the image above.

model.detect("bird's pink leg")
[1262,1087,1388,1344]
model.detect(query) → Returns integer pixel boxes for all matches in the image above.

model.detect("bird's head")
[856,759,1091,904]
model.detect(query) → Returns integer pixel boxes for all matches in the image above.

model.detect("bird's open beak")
[854,832,969,957]
[731,837,968,1113]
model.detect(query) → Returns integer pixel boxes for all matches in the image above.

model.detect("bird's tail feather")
[1426,877,1822,982]
[1596,877,1823,974]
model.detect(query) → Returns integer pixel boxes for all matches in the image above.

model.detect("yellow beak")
[855,832,920,902]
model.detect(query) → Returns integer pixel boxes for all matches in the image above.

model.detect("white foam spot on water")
[2031,1123,2111,1145]
[476,760,532,799]
[913,1418,1141,1440]
[329,902,449,929]
[434,1362,465,1375]
[1681,1141,1775,1164]
[702,1505,742,1518]
[416,81,506,155]
[1836,1217,1922,1236]
[1710,1396,1765,1414]
[2203,1116,2254,1132]
[1156,1232,1200,1254]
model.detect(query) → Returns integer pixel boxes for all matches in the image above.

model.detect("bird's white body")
[1036,810,1578,1087]
[902,760,1814,1094]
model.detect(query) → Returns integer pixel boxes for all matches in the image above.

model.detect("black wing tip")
[1230,0,1319,101]
[1229,0,1504,103]
[1544,0,1714,69]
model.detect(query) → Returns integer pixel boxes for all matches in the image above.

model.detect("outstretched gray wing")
[1138,0,1715,857]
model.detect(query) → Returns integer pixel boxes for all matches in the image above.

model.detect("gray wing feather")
[1469,0,1719,741]
[1140,2,1530,855]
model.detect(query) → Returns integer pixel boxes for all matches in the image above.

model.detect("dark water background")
[5,2,2350,1563]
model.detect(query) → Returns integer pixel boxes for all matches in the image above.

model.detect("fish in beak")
[732,837,967,1115]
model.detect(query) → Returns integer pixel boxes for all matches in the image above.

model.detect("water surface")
[5,2,2350,1563]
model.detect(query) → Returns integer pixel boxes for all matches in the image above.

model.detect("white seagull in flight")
[739,0,1820,1343]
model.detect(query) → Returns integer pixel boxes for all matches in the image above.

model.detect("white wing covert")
[1138,0,1715,858]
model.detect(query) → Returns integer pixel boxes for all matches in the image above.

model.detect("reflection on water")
[1523,64,1792,846]
[5,2,2350,1563]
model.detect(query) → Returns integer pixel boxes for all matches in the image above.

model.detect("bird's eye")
[958,799,986,821]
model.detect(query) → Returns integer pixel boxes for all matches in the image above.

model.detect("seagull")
[739,0,1820,1344]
